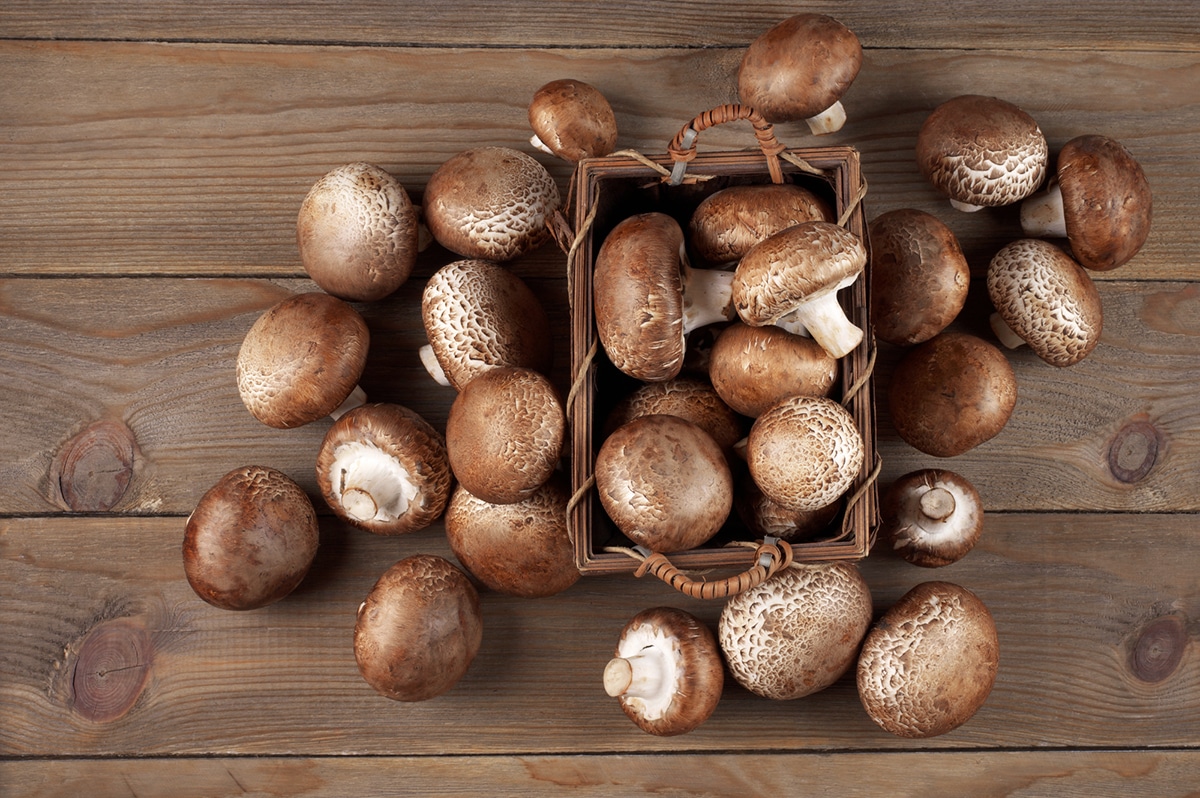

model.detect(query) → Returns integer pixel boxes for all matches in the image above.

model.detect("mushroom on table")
[528,78,618,162]
[881,469,984,567]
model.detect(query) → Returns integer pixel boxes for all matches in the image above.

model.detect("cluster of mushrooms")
[180,10,1151,739]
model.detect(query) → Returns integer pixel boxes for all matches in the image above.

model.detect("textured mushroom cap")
[746,395,864,513]
[183,465,319,611]
[987,239,1103,367]
[602,376,744,453]
[445,366,564,505]
[869,208,971,346]
[857,581,999,738]
[688,183,834,265]
[736,470,841,542]
[889,332,1017,457]
[916,95,1048,209]
[737,13,863,123]
[423,146,560,261]
[709,322,838,418]
[353,554,483,702]
[444,477,580,599]
[315,403,452,535]
[236,292,369,429]
[1057,134,1153,271]
[882,469,983,568]
[732,221,866,325]
[296,162,419,302]
[422,259,553,390]
[595,414,733,553]
[719,562,873,700]
[528,78,618,162]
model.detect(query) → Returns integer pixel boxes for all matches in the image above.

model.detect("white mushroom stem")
[989,312,1027,350]
[418,343,452,387]
[682,261,736,334]
[781,273,863,359]
[328,440,420,523]
[605,626,681,721]
[530,133,554,157]
[949,198,986,213]
[330,385,367,420]
[1020,183,1068,238]
[804,100,847,136]
[772,308,811,338]
[919,487,956,522]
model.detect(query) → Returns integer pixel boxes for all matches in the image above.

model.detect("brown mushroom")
[735,470,841,542]
[602,376,744,454]
[881,469,983,567]
[708,322,838,418]
[688,183,833,266]
[528,78,618,162]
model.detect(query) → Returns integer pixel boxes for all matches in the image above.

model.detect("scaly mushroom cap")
[445,366,564,505]
[688,183,834,265]
[296,162,420,302]
[719,562,873,700]
[857,581,999,737]
[602,376,744,453]
[528,78,618,162]
[315,403,452,535]
[709,322,838,418]
[746,395,864,513]
[604,607,724,736]
[423,146,560,261]
[916,95,1048,211]
[881,469,983,567]
[987,239,1103,367]
[236,292,369,429]
[421,259,553,390]
[735,470,841,542]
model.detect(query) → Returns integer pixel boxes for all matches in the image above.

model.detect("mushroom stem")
[948,198,985,213]
[604,650,669,701]
[330,441,420,522]
[1020,183,1068,238]
[988,312,1027,350]
[418,344,452,387]
[919,487,957,522]
[805,100,847,136]
[529,133,555,157]
[772,308,811,338]
[330,385,367,420]
[784,275,863,359]
[682,262,736,334]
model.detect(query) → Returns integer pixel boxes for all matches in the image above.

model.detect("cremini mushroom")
[708,322,837,418]
[236,292,369,429]
[315,403,452,535]
[688,183,833,266]
[881,469,983,567]
[737,13,863,134]
[735,470,841,542]
[604,607,724,736]
[602,376,744,455]
[528,78,618,162]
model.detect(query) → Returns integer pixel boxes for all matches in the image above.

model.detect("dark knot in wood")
[1106,418,1161,484]
[1129,615,1187,684]
[71,619,153,722]
[51,419,137,511]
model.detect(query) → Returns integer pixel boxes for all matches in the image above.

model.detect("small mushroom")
[737,13,863,134]
[688,183,833,266]
[881,469,983,567]
[422,146,560,261]
[236,292,369,429]
[869,208,971,346]
[604,607,724,736]
[857,581,999,737]
[1020,134,1152,272]
[916,95,1049,212]
[528,78,618,162]
[987,239,1103,367]
[315,403,452,535]
[602,376,744,454]
[709,322,838,418]
[735,470,841,542]
[183,465,319,611]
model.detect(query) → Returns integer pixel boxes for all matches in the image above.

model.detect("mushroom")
[183,465,319,611]
[444,366,564,505]
[528,78,618,162]
[719,562,873,700]
[315,403,452,535]
[916,95,1048,212]
[987,239,1103,367]
[354,554,483,702]
[422,146,560,261]
[443,476,580,599]
[732,220,867,359]
[737,13,863,134]
[594,414,733,553]
[602,376,744,454]
[869,208,971,346]
[735,470,841,542]
[888,332,1018,457]
[708,322,838,418]
[419,259,553,390]
[236,292,369,429]
[603,607,724,736]
[688,183,833,266]
[296,162,420,302]
[593,212,736,382]
[1020,134,1152,272]
[881,469,983,567]
[857,581,999,737]
[745,395,864,513]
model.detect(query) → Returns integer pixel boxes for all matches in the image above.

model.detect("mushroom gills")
[329,440,421,523]
[606,625,682,721]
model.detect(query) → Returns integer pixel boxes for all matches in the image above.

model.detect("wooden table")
[2,2,1198,794]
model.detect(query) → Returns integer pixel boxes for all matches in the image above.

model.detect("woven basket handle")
[633,538,794,599]
[667,104,786,186]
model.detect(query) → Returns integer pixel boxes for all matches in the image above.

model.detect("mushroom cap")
[528,78,618,162]
[735,470,841,542]
[746,395,864,513]
[444,366,564,505]
[236,292,369,429]
[881,469,983,567]
[987,239,1103,367]
[869,208,971,346]
[353,554,483,702]
[423,146,561,261]
[595,414,733,553]
[719,562,873,700]
[888,332,1018,457]
[688,183,834,265]
[602,376,744,453]
[421,258,553,391]
[296,162,420,302]
[444,476,580,599]
[183,465,319,611]
[857,581,999,737]
[916,95,1048,209]
[315,403,452,535]
[709,322,838,418]
[737,13,863,123]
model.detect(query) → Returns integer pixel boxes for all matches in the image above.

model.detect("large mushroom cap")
[881,469,983,567]
[602,376,744,454]
[709,322,838,418]
[688,183,833,265]
[528,78,618,162]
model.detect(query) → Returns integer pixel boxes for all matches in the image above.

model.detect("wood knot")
[1107,418,1161,484]
[50,419,137,511]
[71,619,153,722]
[1129,615,1187,684]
